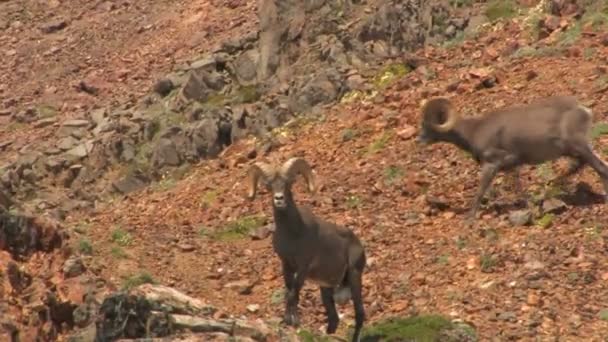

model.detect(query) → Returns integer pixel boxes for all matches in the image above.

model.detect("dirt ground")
[3,0,608,340]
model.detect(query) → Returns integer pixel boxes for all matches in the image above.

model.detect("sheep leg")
[281,260,295,291]
[284,269,307,327]
[466,162,499,226]
[320,287,340,334]
[347,268,365,342]
[575,144,608,196]
[280,261,298,326]
[549,158,584,186]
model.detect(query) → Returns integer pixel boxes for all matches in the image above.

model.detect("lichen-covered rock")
[0,213,63,258]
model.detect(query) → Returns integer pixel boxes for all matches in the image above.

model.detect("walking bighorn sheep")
[417,95,608,224]
[246,157,366,342]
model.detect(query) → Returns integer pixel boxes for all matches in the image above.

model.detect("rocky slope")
[3,0,608,341]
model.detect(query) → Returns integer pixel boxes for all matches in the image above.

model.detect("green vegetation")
[234,85,261,104]
[557,21,582,47]
[213,215,265,241]
[536,163,555,183]
[340,90,366,104]
[449,0,473,8]
[480,254,497,272]
[341,128,360,142]
[111,227,134,246]
[591,122,608,140]
[270,289,284,305]
[455,237,467,250]
[363,131,392,155]
[111,246,128,259]
[200,190,219,208]
[3,122,27,132]
[151,176,177,192]
[360,314,477,342]
[436,254,450,265]
[346,195,362,209]
[511,46,562,59]
[297,329,333,342]
[121,271,157,290]
[373,63,410,89]
[73,221,91,234]
[535,213,555,228]
[78,239,93,255]
[583,47,596,60]
[36,104,58,118]
[205,93,228,107]
[599,309,608,321]
[384,165,404,185]
[485,0,518,22]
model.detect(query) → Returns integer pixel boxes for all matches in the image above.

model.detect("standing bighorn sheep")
[417,95,608,224]
[246,157,366,342]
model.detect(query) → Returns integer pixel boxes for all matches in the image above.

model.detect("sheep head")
[247,157,315,209]
[417,97,460,144]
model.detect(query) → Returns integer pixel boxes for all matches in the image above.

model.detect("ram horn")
[421,97,459,133]
[280,157,315,193]
[246,162,275,199]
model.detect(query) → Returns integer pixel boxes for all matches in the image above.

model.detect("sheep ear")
[281,158,315,193]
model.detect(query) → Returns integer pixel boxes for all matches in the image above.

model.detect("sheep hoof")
[283,312,300,327]
[326,321,338,334]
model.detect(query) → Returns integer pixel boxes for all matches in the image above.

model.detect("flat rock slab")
[62,119,90,127]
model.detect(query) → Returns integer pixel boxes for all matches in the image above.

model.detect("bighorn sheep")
[246,158,366,342]
[417,95,608,224]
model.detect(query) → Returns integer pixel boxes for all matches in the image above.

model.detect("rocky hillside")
[3,0,608,341]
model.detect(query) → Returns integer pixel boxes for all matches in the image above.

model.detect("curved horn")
[246,162,275,199]
[421,97,459,133]
[280,157,315,193]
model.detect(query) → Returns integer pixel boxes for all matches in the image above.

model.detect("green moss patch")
[213,215,265,241]
[373,63,410,89]
[360,315,477,342]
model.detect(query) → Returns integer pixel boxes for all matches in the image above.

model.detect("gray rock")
[153,79,175,97]
[542,198,567,215]
[63,255,86,278]
[62,119,91,128]
[288,69,343,113]
[58,136,79,151]
[45,147,62,155]
[249,224,273,240]
[189,56,217,72]
[497,311,517,322]
[0,140,13,150]
[246,304,260,313]
[508,209,532,226]
[45,158,65,173]
[131,283,217,316]
[177,243,196,252]
[112,173,148,194]
[66,144,89,158]
[121,141,136,162]
[171,314,270,340]
[180,71,214,102]
[89,108,107,126]
[152,138,181,167]
[233,49,260,85]
[40,19,68,34]
[189,118,222,159]
[34,117,58,128]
